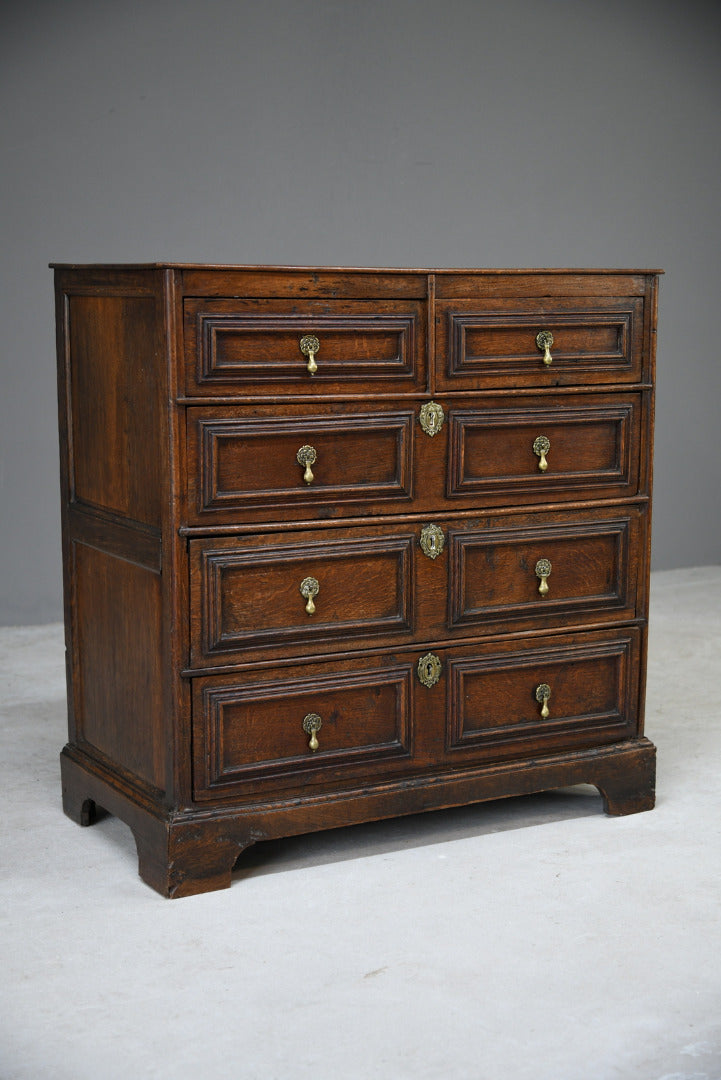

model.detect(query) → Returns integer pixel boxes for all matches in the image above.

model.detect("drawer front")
[188,405,414,522]
[189,506,644,668]
[445,629,641,763]
[436,297,644,389]
[184,298,427,396]
[190,528,415,664]
[186,394,644,524]
[446,393,642,506]
[192,660,413,798]
[447,504,646,633]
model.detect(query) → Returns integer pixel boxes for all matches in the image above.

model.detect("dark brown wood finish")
[54,265,659,896]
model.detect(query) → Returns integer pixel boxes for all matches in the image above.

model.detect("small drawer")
[186,404,415,524]
[446,628,641,762]
[446,392,643,506]
[183,298,427,396]
[190,527,415,665]
[448,504,646,634]
[192,659,413,798]
[436,297,645,390]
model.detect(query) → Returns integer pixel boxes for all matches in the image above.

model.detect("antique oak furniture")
[54,265,659,897]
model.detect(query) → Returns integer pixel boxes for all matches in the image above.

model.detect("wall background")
[1,0,720,624]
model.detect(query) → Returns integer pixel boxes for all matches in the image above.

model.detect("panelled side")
[56,269,171,800]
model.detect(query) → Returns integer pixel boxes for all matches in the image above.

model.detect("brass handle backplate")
[536,330,554,366]
[300,576,320,615]
[302,712,322,751]
[420,524,445,560]
[535,558,552,597]
[533,435,550,472]
[299,334,320,375]
[296,444,317,484]
[417,652,442,688]
[535,683,551,719]
[419,401,445,436]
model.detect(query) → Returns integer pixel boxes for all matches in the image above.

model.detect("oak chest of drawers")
[54,265,659,897]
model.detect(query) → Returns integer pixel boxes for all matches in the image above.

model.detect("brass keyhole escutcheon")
[535,558,552,597]
[300,576,320,615]
[296,444,317,485]
[533,435,550,472]
[420,524,445,560]
[536,330,554,366]
[535,683,551,719]
[302,712,322,751]
[299,334,320,375]
[419,401,445,437]
[417,652,442,688]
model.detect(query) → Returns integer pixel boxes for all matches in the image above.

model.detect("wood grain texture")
[54,264,659,896]
[437,297,644,388]
[185,297,426,396]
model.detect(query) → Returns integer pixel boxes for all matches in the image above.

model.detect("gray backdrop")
[2,0,720,624]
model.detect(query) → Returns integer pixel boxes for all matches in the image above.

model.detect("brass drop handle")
[299,334,320,375]
[302,712,322,751]
[533,435,550,472]
[535,558,552,596]
[300,576,319,615]
[536,330,554,366]
[296,444,317,484]
[535,683,551,719]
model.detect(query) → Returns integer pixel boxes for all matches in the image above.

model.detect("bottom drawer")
[191,627,642,801]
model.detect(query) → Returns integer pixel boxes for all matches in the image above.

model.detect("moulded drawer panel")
[446,629,641,763]
[192,661,413,798]
[190,529,415,664]
[184,298,427,396]
[447,394,642,505]
[436,297,645,389]
[448,504,646,633]
[188,406,415,522]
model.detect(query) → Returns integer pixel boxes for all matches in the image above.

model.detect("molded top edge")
[50,263,664,274]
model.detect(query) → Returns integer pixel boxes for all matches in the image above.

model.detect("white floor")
[1,567,720,1080]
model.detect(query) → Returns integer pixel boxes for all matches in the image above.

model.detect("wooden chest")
[54,265,659,897]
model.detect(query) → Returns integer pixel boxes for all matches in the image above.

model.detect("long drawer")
[186,392,645,525]
[188,504,647,667]
[191,627,641,800]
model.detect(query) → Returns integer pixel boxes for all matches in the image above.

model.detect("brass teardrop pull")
[300,576,319,615]
[533,435,550,472]
[299,334,320,375]
[535,683,551,719]
[536,330,554,366]
[296,444,317,485]
[535,558,552,597]
[302,712,322,751]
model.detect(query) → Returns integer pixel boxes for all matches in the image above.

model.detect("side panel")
[56,269,171,798]
[65,292,163,527]
[71,540,165,791]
